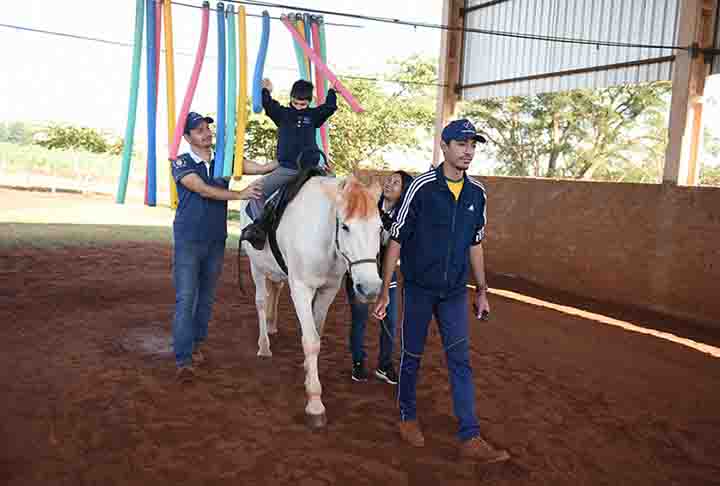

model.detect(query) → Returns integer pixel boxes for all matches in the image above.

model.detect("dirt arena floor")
[1,240,719,486]
[1,187,719,485]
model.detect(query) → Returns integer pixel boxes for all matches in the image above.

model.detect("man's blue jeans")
[347,274,398,370]
[172,239,226,367]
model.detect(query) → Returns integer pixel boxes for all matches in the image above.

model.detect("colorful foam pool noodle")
[145,0,158,206]
[305,15,323,151]
[318,18,329,97]
[280,15,365,113]
[318,18,330,156]
[223,5,237,177]
[146,0,162,205]
[291,15,309,81]
[116,0,144,204]
[233,6,248,178]
[163,0,179,208]
[251,10,270,114]
[303,13,314,84]
[311,19,329,157]
[214,2,226,179]
[169,2,210,161]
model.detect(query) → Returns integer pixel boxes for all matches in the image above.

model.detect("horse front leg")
[312,281,342,337]
[289,279,326,428]
[250,261,272,357]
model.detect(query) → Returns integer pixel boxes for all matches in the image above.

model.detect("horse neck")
[283,178,342,264]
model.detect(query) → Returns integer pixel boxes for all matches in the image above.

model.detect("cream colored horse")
[239,175,383,427]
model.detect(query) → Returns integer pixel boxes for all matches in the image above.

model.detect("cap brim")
[448,134,487,144]
[184,117,215,134]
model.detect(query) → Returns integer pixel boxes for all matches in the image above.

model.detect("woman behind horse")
[346,170,413,384]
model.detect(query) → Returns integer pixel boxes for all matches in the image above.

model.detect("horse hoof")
[305,412,327,429]
[257,349,272,358]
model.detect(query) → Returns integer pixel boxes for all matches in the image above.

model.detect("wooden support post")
[663,0,717,185]
[432,0,464,168]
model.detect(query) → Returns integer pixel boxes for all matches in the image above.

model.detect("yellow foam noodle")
[295,17,311,80]
[163,0,178,207]
[233,5,247,179]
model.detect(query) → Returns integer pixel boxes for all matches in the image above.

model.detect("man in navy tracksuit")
[373,119,510,463]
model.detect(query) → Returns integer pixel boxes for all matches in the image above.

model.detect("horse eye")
[342,224,350,232]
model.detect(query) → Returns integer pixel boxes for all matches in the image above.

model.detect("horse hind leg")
[265,278,284,335]
[250,262,272,357]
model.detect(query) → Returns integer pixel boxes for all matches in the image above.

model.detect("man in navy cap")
[171,111,277,382]
[372,119,510,463]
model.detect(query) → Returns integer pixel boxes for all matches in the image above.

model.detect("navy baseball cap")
[441,119,487,144]
[184,112,214,134]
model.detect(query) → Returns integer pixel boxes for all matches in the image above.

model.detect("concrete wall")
[356,171,720,328]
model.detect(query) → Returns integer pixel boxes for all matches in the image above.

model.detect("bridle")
[334,213,378,272]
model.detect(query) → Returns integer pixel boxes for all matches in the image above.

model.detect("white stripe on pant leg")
[397,286,406,419]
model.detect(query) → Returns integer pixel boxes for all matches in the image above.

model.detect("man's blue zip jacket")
[389,163,487,297]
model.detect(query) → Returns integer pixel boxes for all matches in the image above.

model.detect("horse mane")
[342,178,378,221]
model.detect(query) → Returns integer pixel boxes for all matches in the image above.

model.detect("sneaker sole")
[351,375,368,382]
[374,370,398,385]
[461,450,511,464]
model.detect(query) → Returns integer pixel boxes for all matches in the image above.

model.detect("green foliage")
[36,124,112,153]
[700,164,720,186]
[0,121,37,145]
[242,56,438,175]
[460,81,672,182]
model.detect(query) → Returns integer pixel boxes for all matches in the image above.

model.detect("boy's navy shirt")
[172,150,230,243]
[262,87,337,169]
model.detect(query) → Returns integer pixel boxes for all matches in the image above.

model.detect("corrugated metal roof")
[461,0,679,100]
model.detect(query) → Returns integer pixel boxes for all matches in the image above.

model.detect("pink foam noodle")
[169,2,210,160]
[311,21,330,162]
[280,15,364,113]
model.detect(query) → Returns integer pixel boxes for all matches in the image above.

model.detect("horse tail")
[237,241,246,296]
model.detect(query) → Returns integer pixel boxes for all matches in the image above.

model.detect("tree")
[36,124,111,153]
[0,121,36,145]
[243,56,437,174]
[460,81,672,182]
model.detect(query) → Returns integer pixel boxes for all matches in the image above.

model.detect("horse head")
[331,176,383,303]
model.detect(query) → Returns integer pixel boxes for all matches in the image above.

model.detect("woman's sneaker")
[351,361,369,382]
[375,366,398,385]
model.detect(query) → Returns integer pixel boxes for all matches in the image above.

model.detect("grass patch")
[0,223,241,250]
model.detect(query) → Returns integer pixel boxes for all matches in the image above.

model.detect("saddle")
[266,150,331,274]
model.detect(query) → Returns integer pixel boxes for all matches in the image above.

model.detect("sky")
[0,0,443,138]
[3,0,720,174]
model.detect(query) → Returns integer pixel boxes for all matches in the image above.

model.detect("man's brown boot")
[398,420,425,447]
[459,436,510,463]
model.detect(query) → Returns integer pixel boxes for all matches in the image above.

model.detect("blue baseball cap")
[441,119,486,144]
[184,112,214,134]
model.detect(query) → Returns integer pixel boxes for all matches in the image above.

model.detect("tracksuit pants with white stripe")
[399,282,481,441]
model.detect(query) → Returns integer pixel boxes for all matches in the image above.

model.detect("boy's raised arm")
[261,86,285,126]
[312,88,337,127]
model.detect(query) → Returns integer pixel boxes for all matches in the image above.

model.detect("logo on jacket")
[468,204,475,212]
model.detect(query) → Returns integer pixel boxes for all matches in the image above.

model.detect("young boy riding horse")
[240,77,339,250]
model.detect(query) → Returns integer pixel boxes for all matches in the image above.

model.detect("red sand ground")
[1,243,719,485]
